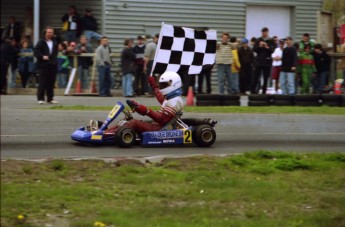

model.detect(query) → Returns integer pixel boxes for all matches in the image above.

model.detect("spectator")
[273,36,279,48]
[197,67,213,94]
[2,16,22,43]
[280,36,298,95]
[230,36,241,94]
[61,5,81,42]
[271,39,285,93]
[341,40,345,83]
[251,27,275,94]
[95,36,112,97]
[22,7,33,43]
[144,34,159,76]
[57,43,70,88]
[34,26,59,104]
[249,37,257,49]
[299,33,315,53]
[144,34,159,94]
[216,32,233,94]
[76,35,93,89]
[313,44,330,94]
[9,39,20,88]
[81,8,102,43]
[18,39,34,88]
[133,35,146,96]
[299,44,316,94]
[121,38,136,97]
[1,38,19,94]
[238,38,254,94]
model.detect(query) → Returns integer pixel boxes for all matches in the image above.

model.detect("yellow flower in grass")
[94,221,106,227]
[17,214,25,220]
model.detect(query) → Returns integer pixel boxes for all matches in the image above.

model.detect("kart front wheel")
[193,125,216,147]
[116,127,136,148]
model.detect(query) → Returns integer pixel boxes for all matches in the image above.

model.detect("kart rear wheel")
[116,127,136,148]
[193,125,216,147]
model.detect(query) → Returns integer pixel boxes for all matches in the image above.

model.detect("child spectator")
[18,39,34,88]
[57,43,70,88]
[271,39,285,93]
[299,45,316,94]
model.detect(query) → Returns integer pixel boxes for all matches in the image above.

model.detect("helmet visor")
[159,81,170,90]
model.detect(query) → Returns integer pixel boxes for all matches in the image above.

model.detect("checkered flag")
[151,23,217,76]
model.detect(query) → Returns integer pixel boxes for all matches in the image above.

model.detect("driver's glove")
[126,100,149,116]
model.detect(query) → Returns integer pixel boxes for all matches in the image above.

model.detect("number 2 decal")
[184,130,192,143]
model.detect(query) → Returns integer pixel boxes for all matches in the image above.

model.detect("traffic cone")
[75,79,82,94]
[334,81,342,94]
[186,86,194,106]
[90,79,97,93]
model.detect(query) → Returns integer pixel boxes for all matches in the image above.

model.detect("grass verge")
[47,105,345,115]
[1,151,345,227]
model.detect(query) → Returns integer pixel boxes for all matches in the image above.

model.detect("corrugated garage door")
[246,5,291,40]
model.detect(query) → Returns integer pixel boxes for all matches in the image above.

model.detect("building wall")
[104,0,323,52]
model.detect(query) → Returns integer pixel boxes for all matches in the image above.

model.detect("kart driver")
[105,71,184,134]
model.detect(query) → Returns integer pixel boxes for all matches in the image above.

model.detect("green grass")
[46,105,345,115]
[1,151,345,226]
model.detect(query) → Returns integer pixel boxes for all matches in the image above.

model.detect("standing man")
[313,44,330,94]
[238,38,254,94]
[76,35,93,89]
[34,26,59,104]
[216,32,233,94]
[144,34,159,94]
[1,38,19,95]
[95,36,112,97]
[280,37,298,95]
[251,27,275,94]
[133,35,146,96]
[81,8,102,43]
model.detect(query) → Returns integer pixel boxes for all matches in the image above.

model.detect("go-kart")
[71,101,217,147]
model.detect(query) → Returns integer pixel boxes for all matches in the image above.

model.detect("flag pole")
[150,22,165,77]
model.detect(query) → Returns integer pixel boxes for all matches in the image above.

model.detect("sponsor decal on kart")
[149,130,183,139]
[183,129,192,144]
[108,105,121,119]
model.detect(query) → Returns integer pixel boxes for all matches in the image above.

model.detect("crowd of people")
[1,5,345,101]
[215,28,345,96]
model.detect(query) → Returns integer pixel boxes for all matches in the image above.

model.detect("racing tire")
[221,94,241,101]
[295,101,321,106]
[272,100,295,106]
[273,95,295,102]
[196,94,222,101]
[116,127,136,148]
[193,125,216,147]
[248,100,271,106]
[321,94,342,102]
[321,101,342,107]
[222,100,241,106]
[295,94,321,102]
[248,94,273,101]
[196,100,221,106]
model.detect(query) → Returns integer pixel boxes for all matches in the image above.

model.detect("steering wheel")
[123,109,133,120]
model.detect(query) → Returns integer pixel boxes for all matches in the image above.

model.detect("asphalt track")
[1,95,345,159]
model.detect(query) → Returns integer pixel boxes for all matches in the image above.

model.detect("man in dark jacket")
[250,27,275,94]
[81,8,102,42]
[2,16,22,43]
[313,44,330,94]
[34,26,59,104]
[1,38,19,94]
[280,37,298,95]
[238,38,254,94]
[61,5,81,42]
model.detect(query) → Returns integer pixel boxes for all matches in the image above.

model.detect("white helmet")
[159,71,182,96]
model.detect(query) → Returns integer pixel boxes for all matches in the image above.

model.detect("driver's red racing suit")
[105,78,184,134]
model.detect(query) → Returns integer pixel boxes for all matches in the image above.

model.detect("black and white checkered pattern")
[151,23,217,76]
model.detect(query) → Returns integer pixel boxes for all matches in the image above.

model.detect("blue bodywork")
[71,101,194,146]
